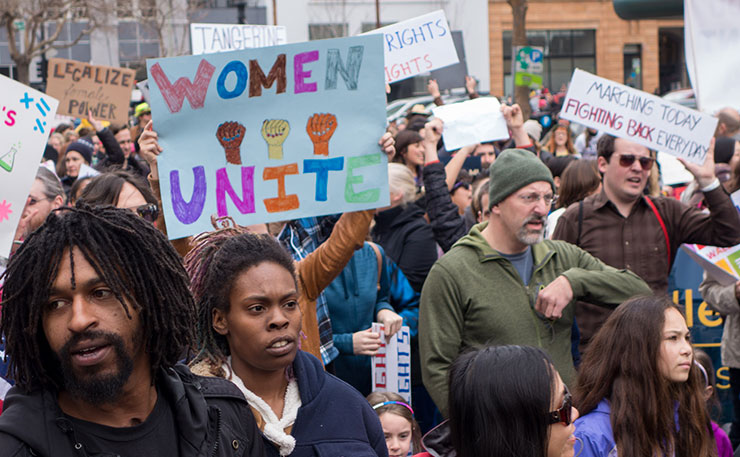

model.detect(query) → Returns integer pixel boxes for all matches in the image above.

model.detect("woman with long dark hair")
[574,295,716,457]
[415,345,579,457]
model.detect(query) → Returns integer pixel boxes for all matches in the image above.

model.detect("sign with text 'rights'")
[0,75,59,258]
[190,23,288,55]
[371,323,411,403]
[45,58,135,125]
[146,35,388,239]
[560,69,717,164]
[364,10,458,84]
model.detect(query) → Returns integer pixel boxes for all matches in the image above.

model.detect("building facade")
[489,0,688,97]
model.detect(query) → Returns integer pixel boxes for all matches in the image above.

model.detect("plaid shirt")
[278,215,341,365]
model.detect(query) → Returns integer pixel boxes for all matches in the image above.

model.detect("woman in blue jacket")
[573,296,715,457]
[186,229,387,457]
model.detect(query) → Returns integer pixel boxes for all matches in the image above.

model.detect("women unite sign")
[146,35,388,239]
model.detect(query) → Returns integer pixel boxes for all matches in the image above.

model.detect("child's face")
[380,412,413,457]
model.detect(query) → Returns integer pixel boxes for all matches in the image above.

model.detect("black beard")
[55,329,138,405]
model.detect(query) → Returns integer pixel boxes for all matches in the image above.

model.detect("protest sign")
[685,0,740,113]
[432,97,509,151]
[560,69,717,164]
[364,10,458,84]
[190,23,288,55]
[429,31,468,91]
[146,35,388,240]
[371,323,411,403]
[514,46,543,89]
[46,57,135,125]
[682,190,740,286]
[656,151,694,186]
[0,75,59,258]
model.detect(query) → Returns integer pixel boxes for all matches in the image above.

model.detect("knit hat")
[523,119,543,142]
[66,137,95,164]
[488,148,554,207]
[395,129,424,157]
[714,136,737,164]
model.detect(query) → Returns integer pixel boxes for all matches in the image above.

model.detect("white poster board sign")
[560,69,717,164]
[432,97,509,151]
[191,23,288,55]
[685,0,740,113]
[0,75,59,259]
[364,10,458,84]
[682,190,740,286]
[371,323,411,403]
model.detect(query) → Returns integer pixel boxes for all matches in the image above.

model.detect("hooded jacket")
[372,203,437,293]
[419,222,651,415]
[192,350,388,457]
[0,364,265,457]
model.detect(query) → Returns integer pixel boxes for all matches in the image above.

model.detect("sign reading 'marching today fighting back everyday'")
[146,35,388,240]
[190,23,288,55]
[560,69,717,164]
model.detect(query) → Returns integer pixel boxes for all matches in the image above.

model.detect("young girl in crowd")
[574,295,716,457]
[367,391,422,457]
[695,349,733,457]
[413,345,578,457]
[185,227,387,457]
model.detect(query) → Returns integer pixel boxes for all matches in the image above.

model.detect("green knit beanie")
[488,148,554,208]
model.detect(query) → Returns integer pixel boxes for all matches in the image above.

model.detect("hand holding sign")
[354,328,382,356]
[261,119,290,160]
[216,121,246,165]
[306,113,337,156]
[678,137,717,188]
[376,309,403,341]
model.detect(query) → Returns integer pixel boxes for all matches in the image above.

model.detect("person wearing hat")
[131,102,152,151]
[419,148,650,416]
[58,137,95,195]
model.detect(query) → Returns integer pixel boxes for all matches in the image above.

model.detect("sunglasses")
[548,386,573,425]
[128,203,159,222]
[617,154,655,171]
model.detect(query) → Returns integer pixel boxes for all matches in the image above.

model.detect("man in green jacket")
[420,149,651,416]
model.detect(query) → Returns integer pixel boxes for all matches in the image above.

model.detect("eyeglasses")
[548,386,573,425]
[617,154,655,171]
[517,193,556,206]
[27,196,52,207]
[127,203,159,222]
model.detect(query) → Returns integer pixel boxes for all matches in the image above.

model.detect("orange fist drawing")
[261,119,291,160]
[216,121,246,165]
[306,113,337,156]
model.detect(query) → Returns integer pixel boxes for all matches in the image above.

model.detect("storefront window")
[503,29,596,96]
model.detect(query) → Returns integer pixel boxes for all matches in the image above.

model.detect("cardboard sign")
[371,323,411,403]
[682,190,740,286]
[364,10,458,84]
[0,75,59,259]
[146,35,388,240]
[432,97,509,151]
[46,58,135,124]
[190,23,288,55]
[560,69,718,164]
[685,0,740,113]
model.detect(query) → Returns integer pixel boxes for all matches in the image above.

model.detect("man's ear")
[212,308,229,336]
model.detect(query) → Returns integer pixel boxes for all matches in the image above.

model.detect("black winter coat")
[0,364,265,457]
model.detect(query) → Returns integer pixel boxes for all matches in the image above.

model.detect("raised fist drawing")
[306,113,337,156]
[261,119,291,160]
[216,121,246,165]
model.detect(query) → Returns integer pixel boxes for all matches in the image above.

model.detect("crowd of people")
[1,74,740,457]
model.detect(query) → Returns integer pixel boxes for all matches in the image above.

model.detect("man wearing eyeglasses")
[419,148,651,416]
[552,135,740,350]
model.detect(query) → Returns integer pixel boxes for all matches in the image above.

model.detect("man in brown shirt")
[553,135,740,347]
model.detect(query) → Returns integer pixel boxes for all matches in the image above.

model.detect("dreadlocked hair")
[0,203,196,393]
[184,224,296,373]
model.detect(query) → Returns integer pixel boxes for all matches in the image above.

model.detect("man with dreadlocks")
[0,204,266,457]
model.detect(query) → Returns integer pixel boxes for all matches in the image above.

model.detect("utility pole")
[507,0,531,120]
[375,0,380,28]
